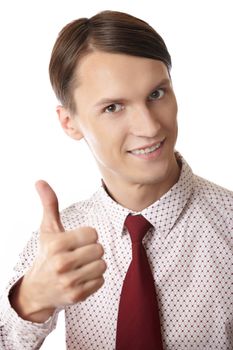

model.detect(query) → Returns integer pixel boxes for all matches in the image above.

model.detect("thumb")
[35,180,64,233]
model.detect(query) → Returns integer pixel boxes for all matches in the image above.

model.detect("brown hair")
[49,10,171,114]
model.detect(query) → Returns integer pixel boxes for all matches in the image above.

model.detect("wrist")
[9,276,55,323]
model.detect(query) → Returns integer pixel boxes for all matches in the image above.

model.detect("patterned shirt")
[0,154,232,349]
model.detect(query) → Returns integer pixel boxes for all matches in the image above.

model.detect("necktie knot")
[124,214,152,243]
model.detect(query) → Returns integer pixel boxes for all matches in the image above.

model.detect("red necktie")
[116,214,163,350]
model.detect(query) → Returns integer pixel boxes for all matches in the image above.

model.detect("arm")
[0,232,59,350]
[0,181,106,349]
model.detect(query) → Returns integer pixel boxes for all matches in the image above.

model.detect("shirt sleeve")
[0,231,60,349]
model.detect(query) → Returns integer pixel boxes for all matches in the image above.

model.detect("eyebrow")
[93,78,171,108]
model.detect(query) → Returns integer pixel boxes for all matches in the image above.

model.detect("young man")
[0,10,232,350]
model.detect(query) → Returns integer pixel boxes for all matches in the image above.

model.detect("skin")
[58,51,181,211]
[10,181,106,322]
[10,51,180,323]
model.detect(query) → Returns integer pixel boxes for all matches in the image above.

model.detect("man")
[0,10,232,350]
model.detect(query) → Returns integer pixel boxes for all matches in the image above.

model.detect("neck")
[102,160,181,212]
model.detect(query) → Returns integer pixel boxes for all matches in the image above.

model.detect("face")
[60,51,178,192]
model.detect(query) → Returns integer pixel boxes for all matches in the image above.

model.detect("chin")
[130,172,168,187]
[130,159,177,187]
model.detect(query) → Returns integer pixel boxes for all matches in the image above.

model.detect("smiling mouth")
[129,139,165,155]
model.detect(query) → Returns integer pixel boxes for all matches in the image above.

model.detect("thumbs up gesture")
[10,181,106,323]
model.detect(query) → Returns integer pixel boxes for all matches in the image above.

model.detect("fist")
[12,180,106,322]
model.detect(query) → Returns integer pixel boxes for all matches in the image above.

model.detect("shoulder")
[59,189,103,230]
[194,175,233,204]
[192,174,233,223]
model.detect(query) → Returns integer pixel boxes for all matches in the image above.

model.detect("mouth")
[128,139,165,157]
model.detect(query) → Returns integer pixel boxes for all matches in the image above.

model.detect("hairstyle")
[49,10,171,114]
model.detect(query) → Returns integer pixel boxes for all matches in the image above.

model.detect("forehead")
[74,51,170,103]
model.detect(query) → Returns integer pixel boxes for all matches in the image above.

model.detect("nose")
[129,105,161,138]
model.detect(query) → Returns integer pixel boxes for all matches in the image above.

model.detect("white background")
[0,0,232,348]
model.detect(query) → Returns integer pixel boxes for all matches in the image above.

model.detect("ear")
[56,105,84,140]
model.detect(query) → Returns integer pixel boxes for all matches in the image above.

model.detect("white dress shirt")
[0,153,232,349]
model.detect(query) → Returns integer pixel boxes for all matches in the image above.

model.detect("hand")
[10,180,106,322]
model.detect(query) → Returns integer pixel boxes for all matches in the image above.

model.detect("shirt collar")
[97,185,130,238]
[96,152,194,238]
[141,153,194,237]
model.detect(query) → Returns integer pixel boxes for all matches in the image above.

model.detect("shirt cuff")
[0,281,60,347]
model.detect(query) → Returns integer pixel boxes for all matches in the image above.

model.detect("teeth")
[131,142,161,155]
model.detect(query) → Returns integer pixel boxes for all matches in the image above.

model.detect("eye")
[104,103,123,113]
[148,88,165,101]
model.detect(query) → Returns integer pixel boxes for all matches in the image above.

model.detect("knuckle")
[61,255,72,271]
[53,255,65,273]
[55,237,66,252]
[102,260,107,273]
[60,275,73,290]
[73,254,81,268]
[95,243,104,257]
[68,287,85,304]
[82,227,98,242]
[59,275,69,289]
[90,277,105,294]
[90,228,98,242]
[98,276,105,287]
[74,227,98,246]
[73,272,82,285]
[97,259,107,273]
[47,238,63,255]
[67,292,77,304]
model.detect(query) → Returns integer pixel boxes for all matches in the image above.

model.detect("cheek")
[161,98,178,129]
[81,124,114,158]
